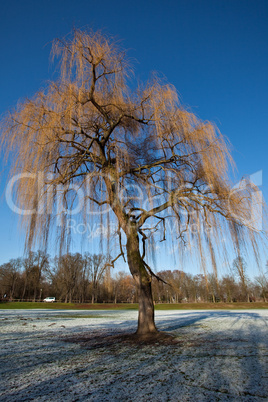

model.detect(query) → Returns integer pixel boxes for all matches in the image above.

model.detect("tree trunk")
[126,230,157,335]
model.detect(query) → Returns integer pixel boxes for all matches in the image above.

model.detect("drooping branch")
[117,225,126,263]
[143,260,171,287]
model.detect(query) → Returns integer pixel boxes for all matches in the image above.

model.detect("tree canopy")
[1,29,265,335]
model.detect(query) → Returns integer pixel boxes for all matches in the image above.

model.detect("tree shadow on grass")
[1,310,267,401]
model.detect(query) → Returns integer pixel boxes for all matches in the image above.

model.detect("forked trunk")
[126,230,157,335]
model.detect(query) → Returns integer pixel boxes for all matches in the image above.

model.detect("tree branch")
[143,260,172,287]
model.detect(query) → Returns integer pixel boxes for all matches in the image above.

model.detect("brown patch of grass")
[63,331,180,349]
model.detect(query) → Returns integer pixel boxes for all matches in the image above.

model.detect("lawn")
[0,309,267,400]
[0,301,267,310]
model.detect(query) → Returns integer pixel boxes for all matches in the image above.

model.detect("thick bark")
[106,169,157,334]
[126,230,157,335]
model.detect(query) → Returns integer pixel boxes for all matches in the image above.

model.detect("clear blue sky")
[0,0,267,276]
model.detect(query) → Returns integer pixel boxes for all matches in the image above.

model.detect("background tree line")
[0,252,267,303]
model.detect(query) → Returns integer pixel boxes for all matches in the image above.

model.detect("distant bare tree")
[112,271,135,303]
[254,273,268,302]
[207,273,220,303]
[233,257,250,302]
[1,30,265,336]
[20,251,49,301]
[53,253,84,303]
[30,250,49,301]
[0,258,22,300]
[88,253,109,303]
[21,253,33,300]
[79,253,91,303]
[220,275,239,302]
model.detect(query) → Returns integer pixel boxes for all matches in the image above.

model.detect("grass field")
[1,309,268,400]
[0,301,267,310]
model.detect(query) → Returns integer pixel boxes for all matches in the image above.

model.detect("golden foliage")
[0,29,265,276]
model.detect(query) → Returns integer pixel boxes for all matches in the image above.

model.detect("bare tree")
[30,250,49,301]
[88,253,109,304]
[20,251,49,301]
[254,273,268,302]
[207,273,220,303]
[220,275,239,302]
[21,253,34,301]
[53,253,84,303]
[113,271,136,304]
[1,29,264,336]
[79,253,91,303]
[233,256,250,302]
[0,258,22,300]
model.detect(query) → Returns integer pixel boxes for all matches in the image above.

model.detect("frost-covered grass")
[0,309,267,401]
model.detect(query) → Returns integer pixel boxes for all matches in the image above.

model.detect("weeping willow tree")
[1,30,264,335]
